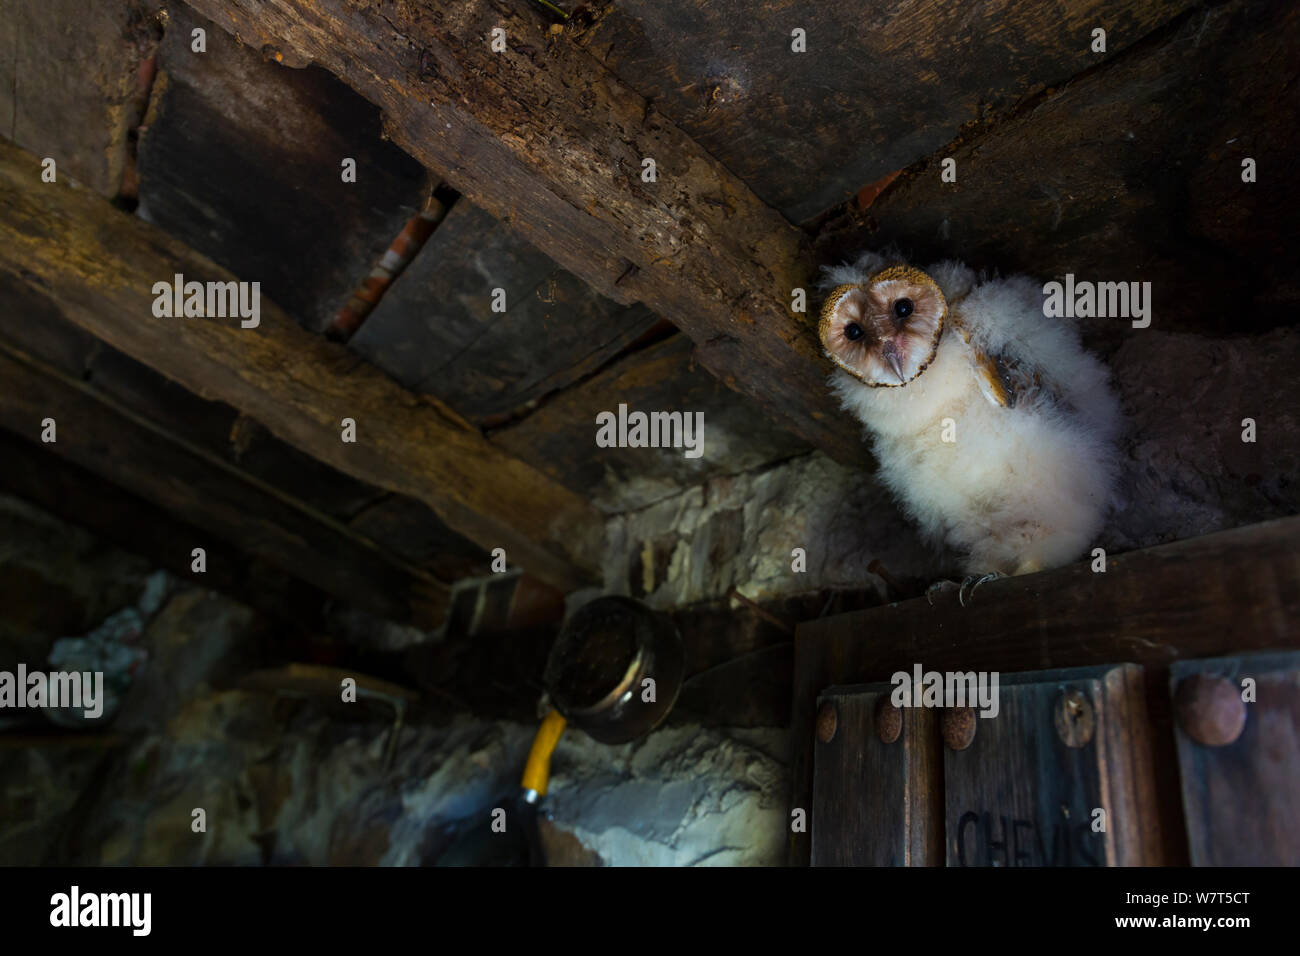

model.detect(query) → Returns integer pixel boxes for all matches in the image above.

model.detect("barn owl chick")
[819,251,1122,588]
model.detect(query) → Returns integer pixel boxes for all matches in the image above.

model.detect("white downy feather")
[821,254,1123,575]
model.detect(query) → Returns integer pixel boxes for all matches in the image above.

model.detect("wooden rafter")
[0,337,448,626]
[0,139,604,594]
[181,0,874,468]
[0,429,333,630]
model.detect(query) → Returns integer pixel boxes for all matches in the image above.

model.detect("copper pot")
[543,595,684,744]
[520,596,684,802]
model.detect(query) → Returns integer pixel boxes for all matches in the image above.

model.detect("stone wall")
[0,495,788,867]
[53,704,787,867]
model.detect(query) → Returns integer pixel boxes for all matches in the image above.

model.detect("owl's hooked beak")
[881,341,907,384]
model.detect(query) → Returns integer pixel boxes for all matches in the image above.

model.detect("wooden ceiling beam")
[181,0,873,468]
[0,428,332,632]
[0,338,446,627]
[0,139,604,593]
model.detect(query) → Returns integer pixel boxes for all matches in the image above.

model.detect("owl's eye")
[894,298,914,319]
[844,322,864,341]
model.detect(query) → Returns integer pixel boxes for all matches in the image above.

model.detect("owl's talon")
[958,572,1006,606]
[925,579,960,606]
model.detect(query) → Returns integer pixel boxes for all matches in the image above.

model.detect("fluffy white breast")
[829,328,975,440]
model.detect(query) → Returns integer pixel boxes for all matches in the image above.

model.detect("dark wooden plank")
[350,200,661,424]
[579,0,1196,222]
[0,0,154,198]
[492,334,809,512]
[811,685,941,866]
[137,4,429,332]
[788,515,1300,864]
[668,594,793,728]
[856,0,1300,339]
[181,0,874,468]
[668,643,792,729]
[0,337,448,626]
[237,664,420,704]
[0,271,491,585]
[85,347,403,525]
[0,265,106,371]
[0,138,605,592]
[942,664,1162,866]
[1171,652,1300,866]
[0,428,328,631]
[345,494,493,584]
[796,516,1300,680]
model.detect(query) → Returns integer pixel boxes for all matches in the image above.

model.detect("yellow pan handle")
[521,709,567,798]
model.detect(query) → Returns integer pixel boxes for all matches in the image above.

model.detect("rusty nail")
[816,701,838,743]
[875,697,902,744]
[1175,675,1246,747]
[941,707,976,751]
[1053,689,1095,748]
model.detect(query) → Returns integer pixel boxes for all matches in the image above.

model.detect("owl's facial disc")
[818,265,947,387]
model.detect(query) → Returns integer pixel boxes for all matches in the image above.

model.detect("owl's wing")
[950,316,1049,410]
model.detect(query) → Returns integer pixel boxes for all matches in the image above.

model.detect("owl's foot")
[925,573,1007,607]
[925,579,959,606]
[958,572,1005,606]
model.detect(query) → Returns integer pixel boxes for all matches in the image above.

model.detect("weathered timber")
[341,493,491,585]
[0,338,446,627]
[848,0,1300,340]
[579,0,1198,222]
[941,665,1163,867]
[0,0,155,199]
[1171,652,1300,866]
[350,199,661,425]
[492,334,809,513]
[139,4,429,332]
[811,685,942,866]
[788,515,1300,864]
[0,428,329,631]
[0,270,492,589]
[0,139,604,592]
[180,0,873,467]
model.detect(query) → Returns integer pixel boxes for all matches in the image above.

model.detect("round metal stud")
[941,707,976,751]
[816,701,838,743]
[1054,689,1096,748]
[875,697,902,744]
[1175,675,1246,747]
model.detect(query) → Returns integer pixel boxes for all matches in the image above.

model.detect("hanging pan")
[516,595,684,862]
